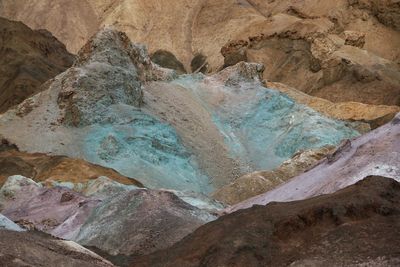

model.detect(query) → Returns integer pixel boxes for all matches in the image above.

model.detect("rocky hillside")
[133,176,400,267]
[0,28,365,194]
[0,17,74,113]
[1,0,399,106]
[0,2,398,266]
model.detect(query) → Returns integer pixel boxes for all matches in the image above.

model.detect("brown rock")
[0,230,113,267]
[0,17,74,113]
[0,138,143,187]
[133,176,400,267]
[266,81,400,128]
[344,30,366,47]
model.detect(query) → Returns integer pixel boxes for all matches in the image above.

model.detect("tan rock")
[266,81,400,128]
[0,138,142,187]
[213,146,333,205]
[344,30,366,48]
[1,0,399,70]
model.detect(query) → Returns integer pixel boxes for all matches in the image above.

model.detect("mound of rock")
[0,175,218,262]
[133,176,400,267]
[0,17,74,113]
[0,138,142,187]
[0,230,113,267]
[228,112,400,212]
[213,146,333,205]
[0,28,360,194]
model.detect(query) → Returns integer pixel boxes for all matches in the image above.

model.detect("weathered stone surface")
[1,0,398,75]
[0,30,359,194]
[0,175,100,239]
[266,81,400,128]
[133,176,400,267]
[213,146,333,205]
[0,17,74,113]
[0,139,143,187]
[223,19,400,105]
[0,175,217,261]
[150,50,186,74]
[75,189,216,256]
[228,112,400,212]
[0,230,114,267]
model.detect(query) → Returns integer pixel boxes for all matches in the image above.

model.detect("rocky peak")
[56,28,175,126]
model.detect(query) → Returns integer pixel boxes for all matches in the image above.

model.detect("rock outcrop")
[222,18,400,105]
[0,28,359,194]
[228,112,400,212]
[266,81,400,128]
[0,230,113,267]
[1,0,398,74]
[0,175,217,262]
[0,138,142,187]
[0,17,74,113]
[74,188,216,257]
[133,176,400,267]
[213,146,333,205]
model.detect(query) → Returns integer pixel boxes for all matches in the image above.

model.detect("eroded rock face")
[0,29,359,194]
[228,113,400,212]
[222,19,400,105]
[0,17,74,113]
[0,175,100,238]
[75,189,216,257]
[213,146,333,205]
[266,81,400,129]
[150,50,186,74]
[0,139,142,187]
[133,176,400,267]
[0,230,114,267]
[0,175,218,260]
[1,0,398,76]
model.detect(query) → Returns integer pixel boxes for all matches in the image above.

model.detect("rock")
[0,28,209,193]
[349,0,400,31]
[0,230,114,267]
[0,213,25,232]
[0,175,101,239]
[226,19,400,106]
[0,175,219,262]
[0,140,143,187]
[191,53,208,73]
[221,40,248,68]
[150,50,186,74]
[266,81,400,128]
[74,189,216,257]
[0,17,74,113]
[344,30,366,48]
[0,30,359,194]
[133,176,400,267]
[213,146,333,205]
[167,62,359,184]
[2,0,399,73]
[228,112,400,212]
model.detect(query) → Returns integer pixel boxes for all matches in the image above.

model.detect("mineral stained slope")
[228,113,400,212]
[0,28,360,194]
